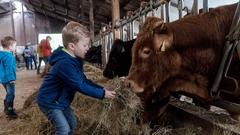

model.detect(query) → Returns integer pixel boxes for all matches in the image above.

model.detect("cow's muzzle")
[125,79,144,93]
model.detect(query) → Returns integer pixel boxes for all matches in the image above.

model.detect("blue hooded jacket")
[0,51,16,83]
[37,48,105,110]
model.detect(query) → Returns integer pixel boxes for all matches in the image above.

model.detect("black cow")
[85,45,102,64]
[103,39,135,79]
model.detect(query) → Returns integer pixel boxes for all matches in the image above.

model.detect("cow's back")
[169,3,238,80]
[169,3,237,49]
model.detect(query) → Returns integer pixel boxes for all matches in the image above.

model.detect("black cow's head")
[103,39,135,79]
[85,45,102,64]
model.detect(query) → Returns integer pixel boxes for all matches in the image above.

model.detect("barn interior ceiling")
[21,0,144,33]
[1,0,238,33]
[0,2,13,14]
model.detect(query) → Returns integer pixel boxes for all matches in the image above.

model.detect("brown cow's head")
[128,16,181,95]
[127,16,182,122]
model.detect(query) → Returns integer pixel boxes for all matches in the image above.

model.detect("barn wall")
[24,12,36,45]
[0,13,13,46]
[0,10,66,47]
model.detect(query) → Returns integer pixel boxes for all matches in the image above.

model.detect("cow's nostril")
[123,79,131,88]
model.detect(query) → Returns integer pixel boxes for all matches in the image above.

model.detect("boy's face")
[73,37,90,59]
[9,41,16,52]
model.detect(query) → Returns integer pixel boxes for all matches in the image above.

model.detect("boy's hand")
[104,88,116,99]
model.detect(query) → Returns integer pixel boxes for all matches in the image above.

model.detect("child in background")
[0,36,17,119]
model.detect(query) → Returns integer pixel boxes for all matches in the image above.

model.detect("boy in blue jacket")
[37,21,116,135]
[0,36,17,118]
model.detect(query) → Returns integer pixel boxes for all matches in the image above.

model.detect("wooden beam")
[80,0,84,20]
[33,6,101,32]
[89,0,94,41]
[112,0,120,39]
[10,0,15,38]
[191,0,198,15]
[22,2,26,45]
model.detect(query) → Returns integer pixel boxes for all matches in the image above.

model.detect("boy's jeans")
[38,105,77,135]
[2,82,15,103]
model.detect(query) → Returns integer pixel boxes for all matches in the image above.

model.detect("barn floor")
[0,69,42,130]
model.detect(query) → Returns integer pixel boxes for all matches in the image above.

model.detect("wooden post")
[10,0,15,38]
[89,0,94,43]
[111,0,120,40]
[191,0,198,15]
[33,13,37,44]
[80,0,84,22]
[160,5,164,20]
[22,3,26,45]
[127,10,133,40]
[139,1,147,26]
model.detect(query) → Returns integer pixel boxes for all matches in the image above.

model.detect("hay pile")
[1,63,153,135]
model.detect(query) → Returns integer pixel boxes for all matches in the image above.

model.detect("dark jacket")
[37,48,105,110]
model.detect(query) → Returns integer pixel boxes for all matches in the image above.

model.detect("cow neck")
[138,90,170,108]
[155,95,170,107]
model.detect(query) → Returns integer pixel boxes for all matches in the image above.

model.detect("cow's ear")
[153,19,165,34]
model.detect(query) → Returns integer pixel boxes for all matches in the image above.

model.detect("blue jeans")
[37,57,44,73]
[38,106,77,135]
[24,57,32,70]
[2,82,15,103]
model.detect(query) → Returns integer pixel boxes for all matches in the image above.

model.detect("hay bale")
[2,63,189,135]
[23,91,38,109]
[72,78,149,135]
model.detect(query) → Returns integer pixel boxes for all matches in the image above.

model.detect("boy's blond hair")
[1,36,16,48]
[62,21,90,48]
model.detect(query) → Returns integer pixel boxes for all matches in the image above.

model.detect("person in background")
[29,44,37,70]
[39,36,52,64]
[0,36,18,119]
[22,45,32,70]
[37,21,116,135]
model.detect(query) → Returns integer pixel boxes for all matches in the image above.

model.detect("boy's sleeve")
[56,61,105,99]
[85,79,103,89]
[4,54,16,82]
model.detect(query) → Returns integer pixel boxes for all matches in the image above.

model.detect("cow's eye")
[140,47,151,58]
[143,48,150,55]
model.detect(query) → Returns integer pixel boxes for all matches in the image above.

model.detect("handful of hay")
[73,78,150,135]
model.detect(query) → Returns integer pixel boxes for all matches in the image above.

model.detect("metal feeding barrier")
[95,0,190,66]
[211,1,240,116]
[211,1,240,97]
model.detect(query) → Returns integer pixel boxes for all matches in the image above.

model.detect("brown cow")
[127,3,239,122]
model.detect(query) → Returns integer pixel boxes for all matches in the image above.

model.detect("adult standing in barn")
[37,21,116,135]
[39,36,52,64]
[0,36,18,119]
[22,45,32,70]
